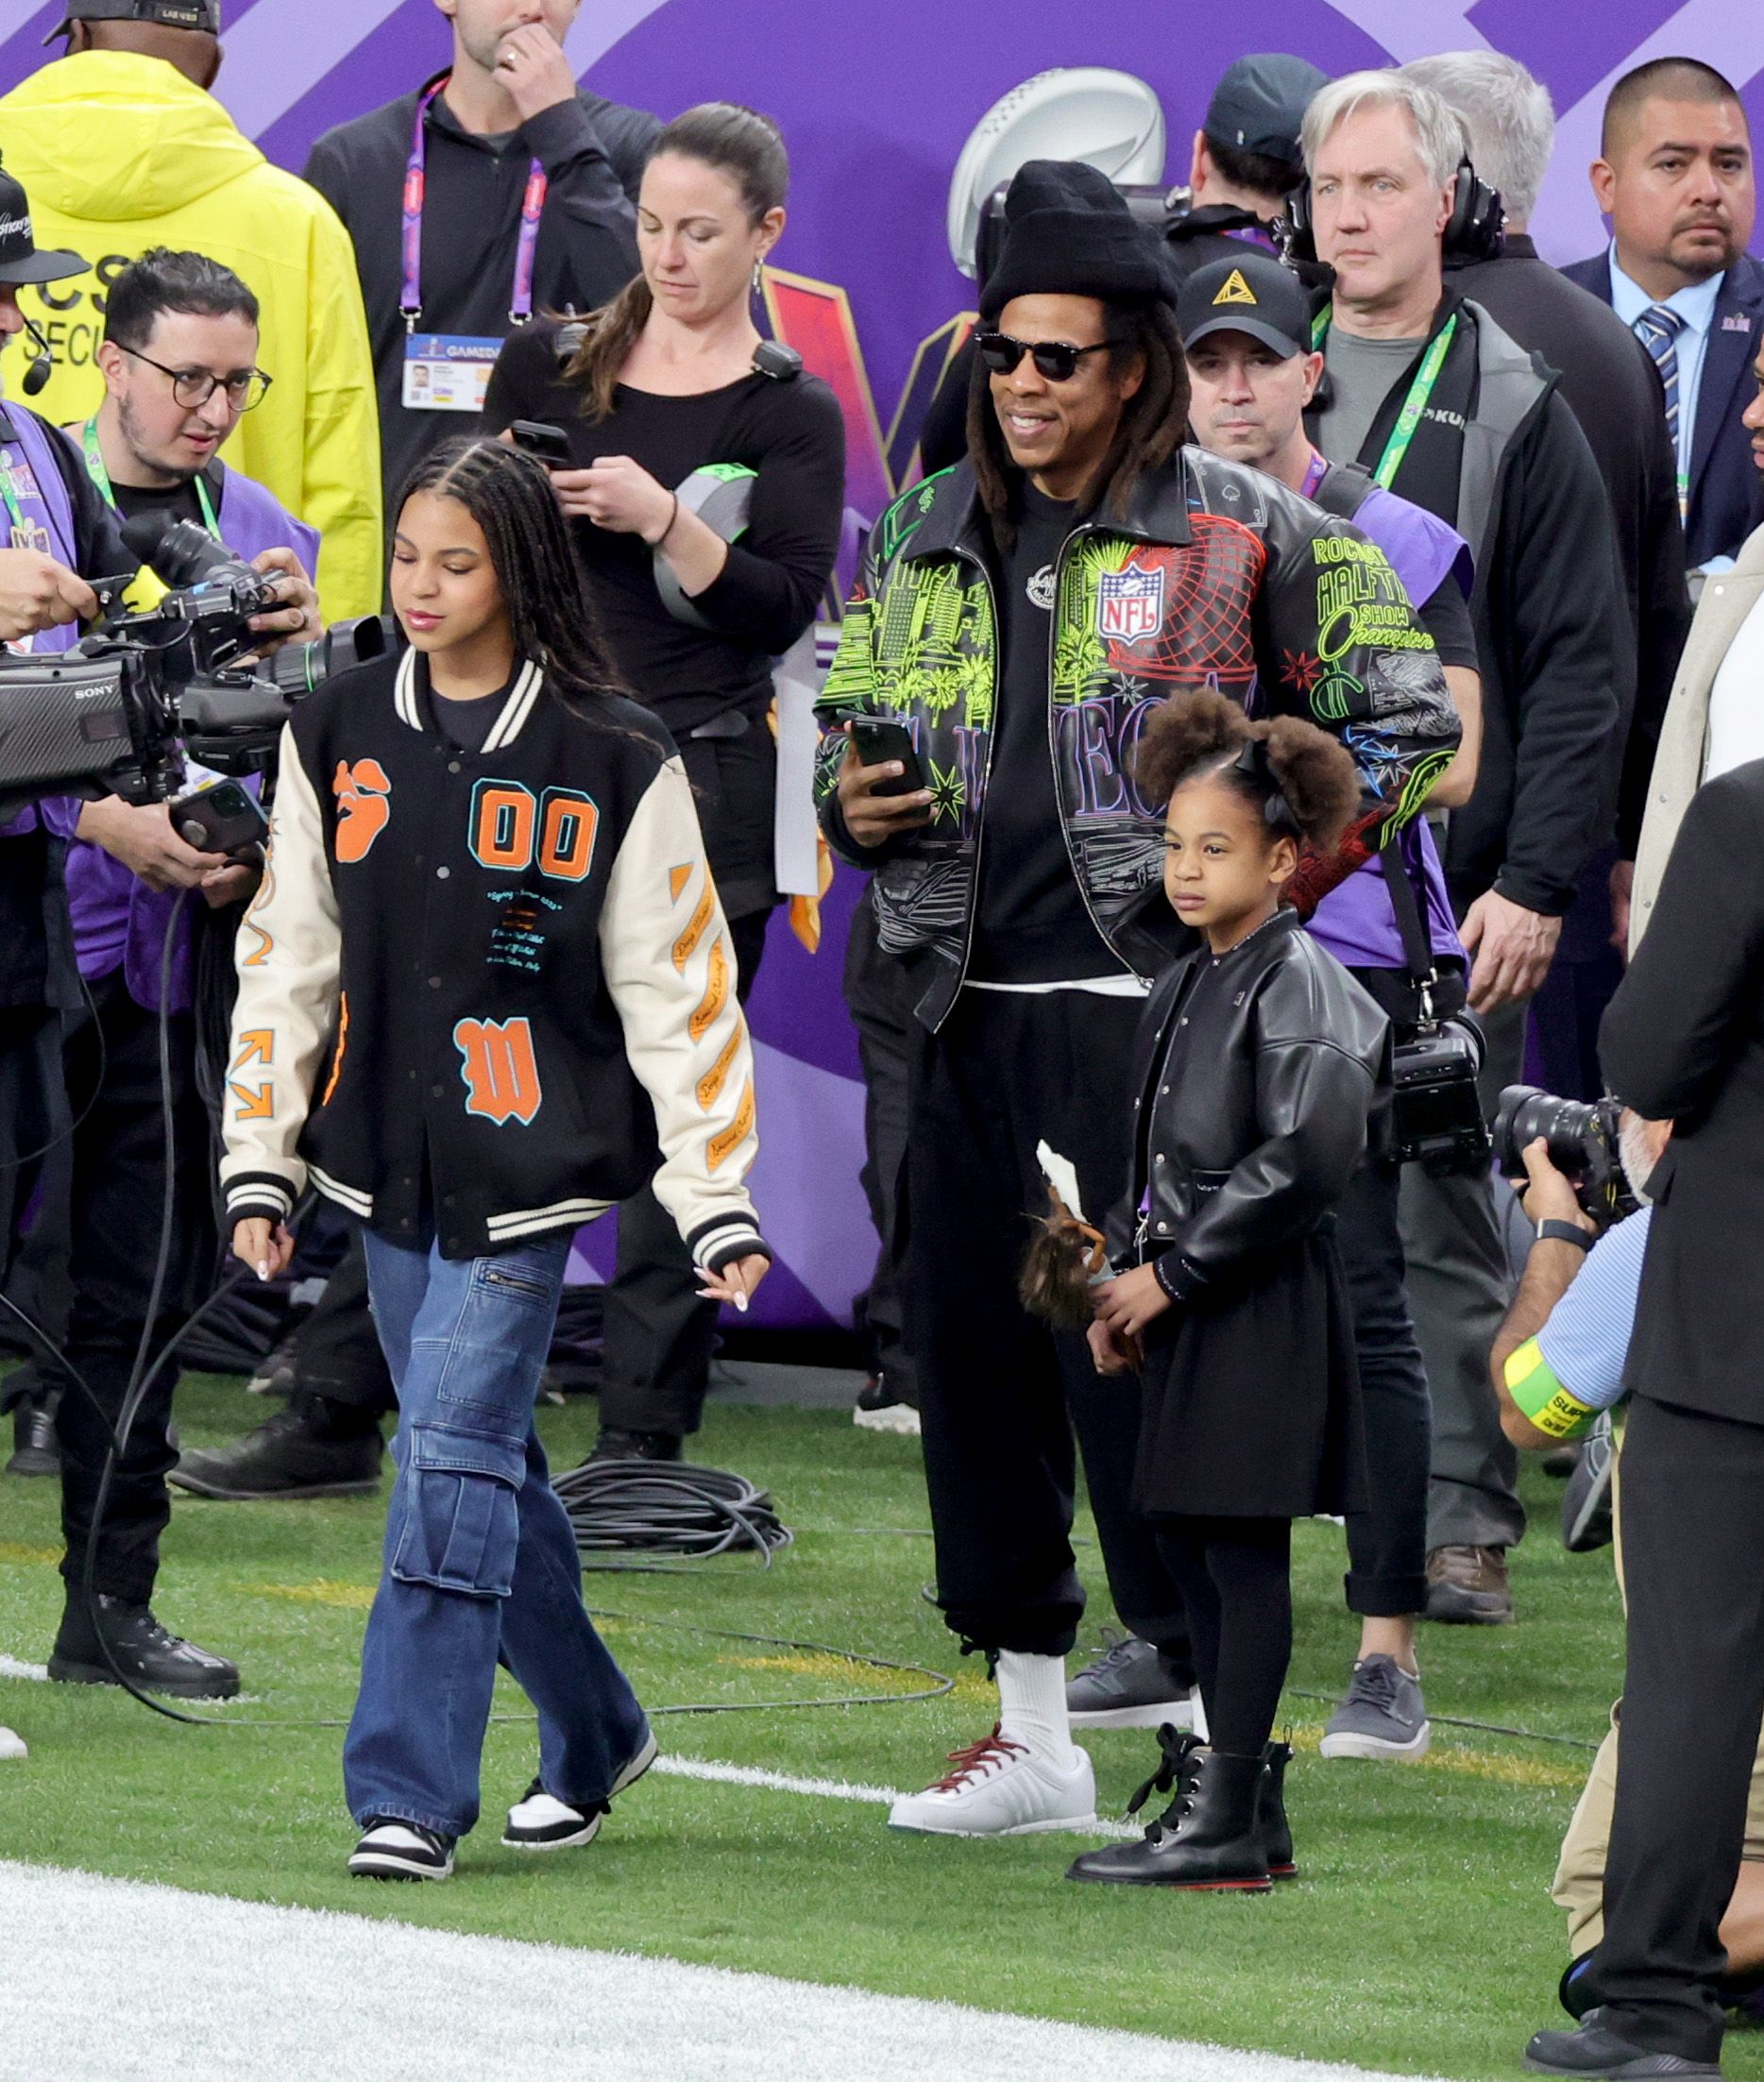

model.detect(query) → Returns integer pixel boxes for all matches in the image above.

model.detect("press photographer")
[0,231,325,1701]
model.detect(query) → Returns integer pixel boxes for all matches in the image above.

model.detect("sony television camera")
[0,515,390,821]
[1493,1085,1638,1228]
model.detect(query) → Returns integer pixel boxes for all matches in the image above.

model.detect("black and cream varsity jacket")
[220,649,768,1268]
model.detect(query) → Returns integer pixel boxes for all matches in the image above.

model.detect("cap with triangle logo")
[1179,251,1310,360]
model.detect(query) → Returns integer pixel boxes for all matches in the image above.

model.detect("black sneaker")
[1563,1413,1616,1553]
[586,1426,683,1464]
[853,1373,920,1436]
[48,1595,240,1699]
[246,1332,303,1397]
[503,1729,659,1849]
[1523,2020,1721,2074]
[348,1819,454,1882]
[1066,1634,1197,1732]
[169,1398,382,1501]
[7,1396,59,1477]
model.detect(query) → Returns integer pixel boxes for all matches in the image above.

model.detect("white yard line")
[0,1861,1450,2082]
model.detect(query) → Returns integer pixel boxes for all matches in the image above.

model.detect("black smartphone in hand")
[509,419,572,468]
[848,717,925,798]
[170,779,267,855]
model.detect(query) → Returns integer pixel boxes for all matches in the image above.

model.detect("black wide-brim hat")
[978,159,1176,322]
[0,165,88,286]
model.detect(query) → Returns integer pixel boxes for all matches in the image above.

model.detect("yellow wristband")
[1503,1336,1598,1441]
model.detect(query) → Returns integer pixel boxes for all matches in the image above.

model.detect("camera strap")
[1380,833,1438,1016]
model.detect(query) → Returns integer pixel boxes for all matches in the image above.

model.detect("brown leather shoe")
[1425,1544,1514,1625]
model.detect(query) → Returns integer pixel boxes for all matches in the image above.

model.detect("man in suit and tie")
[1565,58,1763,577]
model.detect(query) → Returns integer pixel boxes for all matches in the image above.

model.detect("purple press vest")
[48,460,318,1013]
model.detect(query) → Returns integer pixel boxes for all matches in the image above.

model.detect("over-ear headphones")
[1279,160,1504,267]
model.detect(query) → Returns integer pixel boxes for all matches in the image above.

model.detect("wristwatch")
[1535,1218,1594,1253]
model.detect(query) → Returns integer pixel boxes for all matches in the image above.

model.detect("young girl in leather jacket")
[1066,688,1391,1895]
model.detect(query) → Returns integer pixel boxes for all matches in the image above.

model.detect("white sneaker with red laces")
[887,1724,1097,1837]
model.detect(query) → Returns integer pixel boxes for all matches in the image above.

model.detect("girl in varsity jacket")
[221,437,770,1884]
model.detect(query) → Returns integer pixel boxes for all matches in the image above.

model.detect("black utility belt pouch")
[1379,838,1490,1178]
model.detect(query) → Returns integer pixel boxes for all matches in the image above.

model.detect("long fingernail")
[256,1261,271,1281]
[734,1293,748,1313]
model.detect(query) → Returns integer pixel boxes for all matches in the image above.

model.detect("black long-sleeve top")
[484,319,846,730]
[304,85,658,515]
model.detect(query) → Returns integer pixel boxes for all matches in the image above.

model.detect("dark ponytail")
[564,102,790,424]
[397,437,624,711]
[1135,687,1360,852]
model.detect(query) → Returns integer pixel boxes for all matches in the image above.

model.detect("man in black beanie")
[816,162,1461,1877]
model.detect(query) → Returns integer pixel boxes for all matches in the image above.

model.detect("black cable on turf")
[553,1459,793,1569]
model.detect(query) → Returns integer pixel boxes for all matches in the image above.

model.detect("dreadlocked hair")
[1135,687,1361,852]
[967,296,1190,550]
[563,102,789,422]
[397,437,626,713]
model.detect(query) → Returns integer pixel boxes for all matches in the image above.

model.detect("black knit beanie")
[978,159,1175,322]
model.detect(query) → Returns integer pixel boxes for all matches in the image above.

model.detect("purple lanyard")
[1300,449,1329,502]
[401,74,548,331]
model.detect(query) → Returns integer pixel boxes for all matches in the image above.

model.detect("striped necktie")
[1634,302,1688,464]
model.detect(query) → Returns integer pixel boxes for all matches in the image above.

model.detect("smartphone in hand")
[509,419,572,468]
[848,717,925,798]
[169,778,267,855]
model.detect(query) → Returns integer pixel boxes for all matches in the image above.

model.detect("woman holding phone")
[483,102,843,1462]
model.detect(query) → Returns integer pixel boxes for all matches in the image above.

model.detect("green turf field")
[1,1374,1756,2082]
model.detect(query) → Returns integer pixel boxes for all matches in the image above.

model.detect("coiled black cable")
[553,1458,793,1569]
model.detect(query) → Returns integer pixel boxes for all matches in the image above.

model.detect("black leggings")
[1154,1515,1293,1757]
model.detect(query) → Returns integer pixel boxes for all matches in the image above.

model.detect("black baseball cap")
[46,0,220,42]
[0,166,88,287]
[1204,54,1330,166]
[1179,253,1312,360]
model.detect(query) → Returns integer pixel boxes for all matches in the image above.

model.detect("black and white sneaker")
[853,1373,920,1436]
[502,1728,659,1849]
[348,1819,454,1882]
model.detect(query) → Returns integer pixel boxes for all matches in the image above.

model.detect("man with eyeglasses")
[25,247,320,1702]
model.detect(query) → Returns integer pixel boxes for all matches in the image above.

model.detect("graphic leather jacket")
[814,449,1460,1030]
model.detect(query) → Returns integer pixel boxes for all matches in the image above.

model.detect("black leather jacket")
[1106,910,1392,1298]
[816,449,1459,1030]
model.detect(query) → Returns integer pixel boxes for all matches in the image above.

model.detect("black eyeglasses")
[118,343,273,413]
[975,330,1123,381]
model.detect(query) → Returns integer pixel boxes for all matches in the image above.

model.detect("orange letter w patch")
[332,759,392,863]
[454,1017,543,1126]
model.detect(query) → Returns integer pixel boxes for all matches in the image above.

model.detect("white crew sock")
[994,1650,1075,1764]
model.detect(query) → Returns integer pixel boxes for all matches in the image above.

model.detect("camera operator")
[1526,753,1764,2076]
[483,105,844,1463]
[25,248,319,1702]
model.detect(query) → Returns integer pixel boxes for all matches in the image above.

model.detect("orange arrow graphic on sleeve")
[233,1031,274,1068]
[229,1082,276,1121]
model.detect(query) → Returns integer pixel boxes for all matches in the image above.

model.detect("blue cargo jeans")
[344,1230,650,1839]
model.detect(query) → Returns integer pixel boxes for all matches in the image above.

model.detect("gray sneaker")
[1562,1413,1615,1554]
[1318,1653,1432,1762]
[1066,1634,1197,1732]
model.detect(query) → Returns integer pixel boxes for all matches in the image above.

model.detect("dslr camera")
[1492,1085,1637,1228]
[0,515,389,820]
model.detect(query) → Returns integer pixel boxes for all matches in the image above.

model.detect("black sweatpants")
[1588,1394,1764,2063]
[841,889,916,1402]
[1155,1516,1293,1756]
[293,1226,396,1414]
[599,906,771,1438]
[0,1004,63,1303]
[55,975,214,1606]
[905,989,1188,1660]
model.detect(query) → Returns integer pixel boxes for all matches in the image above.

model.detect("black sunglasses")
[975,330,1123,381]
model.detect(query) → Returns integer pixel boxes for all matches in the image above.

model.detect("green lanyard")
[80,417,220,537]
[1312,307,1458,491]
[0,451,25,539]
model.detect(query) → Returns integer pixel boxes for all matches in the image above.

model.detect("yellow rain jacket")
[0,51,382,618]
